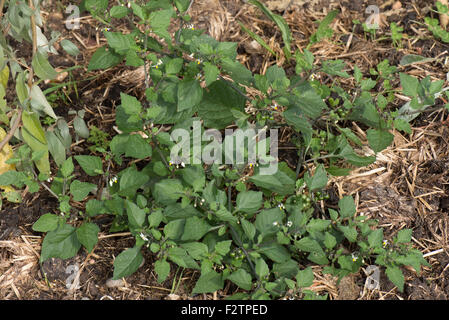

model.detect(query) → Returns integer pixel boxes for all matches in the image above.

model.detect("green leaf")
[400,73,419,97]
[124,134,152,159]
[367,129,394,153]
[181,242,209,260]
[148,209,163,228]
[76,222,99,253]
[32,50,57,80]
[241,218,256,240]
[236,191,263,214]
[164,219,185,240]
[73,116,90,139]
[227,269,252,290]
[203,62,220,86]
[338,225,358,242]
[289,84,327,119]
[61,42,81,58]
[338,195,356,218]
[165,58,183,75]
[295,237,324,254]
[88,46,123,71]
[22,111,46,144]
[296,267,314,288]
[309,9,339,45]
[154,259,170,283]
[368,229,383,248]
[385,266,405,293]
[70,180,97,202]
[112,246,143,280]
[120,92,142,115]
[60,156,74,178]
[192,270,224,294]
[306,219,331,233]
[118,166,149,197]
[250,169,295,196]
[215,240,232,256]
[304,164,328,191]
[255,208,284,236]
[153,179,184,205]
[324,232,337,249]
[396,229,412,243]
[198,80,246,129]
[40,224,81,263]
[32,213,60,232]
[255,258,269,278]
[0,171,26,186]
[85,199,106,217]
[126,200,146,228]
[181,216,211,241]
[43,133,62,165]
[220,58,253,86]
[74,155,103,176]
[177,79,203,112]
[110,5,129,18]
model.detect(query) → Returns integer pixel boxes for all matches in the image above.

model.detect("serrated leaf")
[227,269,252,290]
[385,266,405,293]
[154,259,170,283]
[192,270,224,294]
[40,224,81,263]
[235,191,262,214]
[74,155,103,176]
[32,213,60,232]
[338,195,356,218]
[296,267,314,288]
[112,246,143,280]
[70,180,97,201]
[177,79,202,112]
[76,222,99,253]
[366,129,394,153]
[88,46,123,71]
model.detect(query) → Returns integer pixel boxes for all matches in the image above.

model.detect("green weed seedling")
[0,0,433,299]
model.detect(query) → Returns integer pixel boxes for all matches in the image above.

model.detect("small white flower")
[140,233,148,242]
[278,203,285,210]
[47,177,53,183]
[271,103,279,110]
[195,58,203,65]
[351,252,359,262]
[286,221,293,227]
[109,176,118,187]
[127,1,131,8]
[273,221,279,226]
[382,240,389,248]
[201,198,205,204]
[152,59,163,69]
[185,23,194,30]
[180,161,185,168]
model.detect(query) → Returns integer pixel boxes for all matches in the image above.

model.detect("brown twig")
[0,108,22,151]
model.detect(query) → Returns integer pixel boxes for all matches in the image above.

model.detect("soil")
[1,0,449,300]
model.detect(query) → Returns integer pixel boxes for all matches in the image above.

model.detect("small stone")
[105,278,125,288]
[166,294,180,300]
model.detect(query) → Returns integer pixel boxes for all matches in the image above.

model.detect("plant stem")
[0,108,22,151]
[28,0,37,87]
